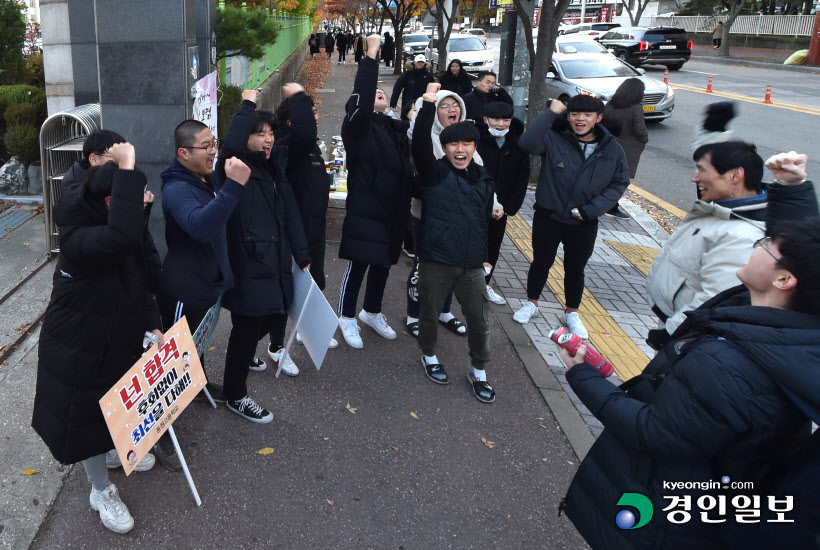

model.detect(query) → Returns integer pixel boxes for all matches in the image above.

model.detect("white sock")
[407,316,418,325]
[424,355,439,365]
[363,310,377,318]
[439,312,455,323]
[342,316,356,321]
[472,366,487,382]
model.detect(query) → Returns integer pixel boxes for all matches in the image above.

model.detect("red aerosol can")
[549,327,614,377]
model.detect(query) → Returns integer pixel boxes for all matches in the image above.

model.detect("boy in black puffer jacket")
[217,90,310,424]
[412,82,502,404]
[476,101,530,306]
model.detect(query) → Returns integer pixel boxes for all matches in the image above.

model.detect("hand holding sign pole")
[100,317,207,506]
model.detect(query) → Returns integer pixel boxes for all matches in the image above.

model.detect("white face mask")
[488,127,509,138]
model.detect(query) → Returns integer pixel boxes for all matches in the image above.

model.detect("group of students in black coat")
[30,80,330,534]
[335,35,530,404]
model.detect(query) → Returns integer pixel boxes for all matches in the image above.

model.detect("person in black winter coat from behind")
[462,71,513,121]
[60,129,126,194]
[272,82,339,351]
[381,32,395,67]
[475,101,530,306]
[324,33,335,58]
[390,55,435,110]
[437,59,473,98]
[32,143,162,535]
[560,218,820,550]
[337,35,412,350]
[217,90,311,424]
[309,34,320,58]
[336,32,347,63]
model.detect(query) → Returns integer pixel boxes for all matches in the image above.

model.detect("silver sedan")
[545,52,675,121]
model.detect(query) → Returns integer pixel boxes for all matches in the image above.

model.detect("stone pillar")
[41,0,76,114]
[94,0,216,255]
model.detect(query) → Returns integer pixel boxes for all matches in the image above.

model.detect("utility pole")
[510,0,535,121]
[807,7,820,65]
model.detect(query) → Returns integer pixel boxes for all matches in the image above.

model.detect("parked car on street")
[596,26,692,71]
[559,22,621,38]
[402,33,431,64]
[555,35,613,55]
[426,33,494,73]
[544,52,676,120]
[462,27,488,45]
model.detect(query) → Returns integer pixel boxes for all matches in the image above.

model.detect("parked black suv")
[596,27,692,71]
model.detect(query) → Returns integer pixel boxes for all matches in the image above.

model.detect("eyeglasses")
[186,139,219,152]
[753,236,782,262]
[438,102,460,110]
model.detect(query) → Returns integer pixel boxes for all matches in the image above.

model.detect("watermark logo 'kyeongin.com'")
[615,493,654,530]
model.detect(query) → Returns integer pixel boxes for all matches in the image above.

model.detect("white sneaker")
[513,301,538,324]
[268,346,299,376]
[339,316,363,348]
[89,483,134,534]
[486,285,507,305]
[105,449,155,472]
[564,311,589,340]
[296,332,339,349]
[358,310,397,340]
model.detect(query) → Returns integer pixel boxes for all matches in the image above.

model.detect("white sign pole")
[167,425,202,506]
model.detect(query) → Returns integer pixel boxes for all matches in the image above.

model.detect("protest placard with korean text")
[99,317,206,475]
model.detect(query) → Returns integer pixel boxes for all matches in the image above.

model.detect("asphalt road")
[485,36,820,210]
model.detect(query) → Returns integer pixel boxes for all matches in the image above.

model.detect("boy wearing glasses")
[155,120,250,468]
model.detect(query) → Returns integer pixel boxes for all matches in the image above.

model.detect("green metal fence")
[218,1,312,90]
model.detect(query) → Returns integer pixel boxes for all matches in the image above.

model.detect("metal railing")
[39,103,102,255]
[217,1,313,90]
[610,15,815,36]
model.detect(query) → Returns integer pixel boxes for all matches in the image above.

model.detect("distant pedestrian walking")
[381,32,395,67]
[336,32,347,63]
[713,21,723,48]
[602,77,648,219]
[309,34,320,58]
[325,33,335,58]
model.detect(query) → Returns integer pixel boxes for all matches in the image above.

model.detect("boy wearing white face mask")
[476,102,530,305]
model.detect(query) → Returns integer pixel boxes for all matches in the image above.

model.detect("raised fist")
[423,82,441,102]
[108,142,136,170]
[242,89,260,104]
[224,156,252,186]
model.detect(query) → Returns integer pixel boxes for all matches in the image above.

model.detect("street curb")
[620,198,671,247]
[0,194,44,206]
[691,54,820,74]
[495,306,595,461]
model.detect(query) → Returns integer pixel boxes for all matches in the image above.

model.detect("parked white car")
[426,33,494,73]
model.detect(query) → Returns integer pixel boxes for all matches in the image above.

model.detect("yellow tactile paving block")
[603,240,660,277]
[505,215,649,381]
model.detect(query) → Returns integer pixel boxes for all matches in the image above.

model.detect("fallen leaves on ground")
[299,55,333,107]
[208,346,216,351]
[326,499,335,506]
[624,189,681,234]
[256,447,275,455]
[22,469,39,476]
[346,403,357,414]
[481,437,496,449]
[391,446,399,451]
[410,411,419,420]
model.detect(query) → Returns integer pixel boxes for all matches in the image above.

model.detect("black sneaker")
[467,372,496,403]
[249,357,267,372]
[420,356,449,385]
[195,382,227,403]
[153,432,182,472]
[604,207,631,220]
[226,396,273,424]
